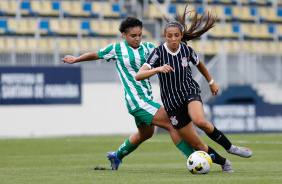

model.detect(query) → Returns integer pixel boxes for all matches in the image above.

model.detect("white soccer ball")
[187,151,213,174]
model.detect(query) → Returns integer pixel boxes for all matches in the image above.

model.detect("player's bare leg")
[188,101,252,158]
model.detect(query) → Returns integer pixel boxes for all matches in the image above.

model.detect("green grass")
[0,133,282,184]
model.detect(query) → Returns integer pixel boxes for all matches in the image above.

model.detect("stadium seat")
[204,40,221,55]
[91,2,101,17]
[62,1,90,17]
[225,40,240,54]
[206,5,224,21]
[232,6,255,22]
[259,7,280,22]
[0,20,13,34]
[15,37,28,52]
[88,39,100,51]
[224,6,238,21]
[7,19,18,34]
[81,20,98,36]
[6,37,15,50]
[0,37,5,49]
[103,2,120,18]
[148,4,162,20]
[21,1,38,16]
[260,41,278,55]
[243,41,258,53]
[83,2,99,17]
[26,38,37,50]
[0,0,17,16]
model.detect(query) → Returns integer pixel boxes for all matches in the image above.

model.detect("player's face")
[122,26,142,49]
[164,27,183,52]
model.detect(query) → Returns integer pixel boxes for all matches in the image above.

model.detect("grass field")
[1,133,282,184]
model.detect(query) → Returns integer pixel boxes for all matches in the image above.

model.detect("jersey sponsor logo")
[181,57,188,67]
[170,116,178,125]
[149,53,159,65]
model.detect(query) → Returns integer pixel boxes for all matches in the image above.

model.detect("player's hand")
[210,82,219,96]
[61,55,76,64]
[158,64,174,73]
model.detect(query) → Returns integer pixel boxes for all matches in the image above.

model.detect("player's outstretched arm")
[196,60,219,96]
[135,64,174,81]
[62,52,100,64]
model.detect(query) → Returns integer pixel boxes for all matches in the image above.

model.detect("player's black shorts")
[166,94,202,130]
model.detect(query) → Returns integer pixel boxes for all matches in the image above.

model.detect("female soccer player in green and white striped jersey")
[62,17,196,170]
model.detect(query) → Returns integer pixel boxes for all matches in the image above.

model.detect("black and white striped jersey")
[145,42,201,111]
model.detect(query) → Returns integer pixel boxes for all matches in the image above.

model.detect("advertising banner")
[205,104,282,133]
[0,67,81,105]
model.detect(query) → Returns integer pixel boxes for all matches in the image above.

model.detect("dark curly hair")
[119,16,143,33]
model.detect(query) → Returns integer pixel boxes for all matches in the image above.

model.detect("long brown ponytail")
[164,4,217,44]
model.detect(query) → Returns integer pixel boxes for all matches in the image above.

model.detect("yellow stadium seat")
[100,39,111,48]
[92,2,101,16]
[26,38,37,50]
[259,7,278,22]
[232,6,255,22]
[260,41,278,55]
[68,19,80,36]
[69,38,79,51]
[204,40,221,55]
[16,37,27,49]
[6,37,15,50]
[89,39,100,51]
[206,6,223,21]
[72,1,90,17]
[90,20,100,35]
[49,19,59,34]
[0,38,5,48]
[78,39,90,50]
[30,1,41,14]
[62,1,71,16]
[0,0,17,15]
[41,1,59,16]
[241,24,252,38]
[226,40,240,54]
[7,19,18,33]
[103,2,120,18]
[243,41,258,54]
[148,4,162,20]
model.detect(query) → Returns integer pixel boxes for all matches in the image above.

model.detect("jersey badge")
[170,116,178,126]
[144,51,150,59]
[181,57,188,67]
[123,54,129,58]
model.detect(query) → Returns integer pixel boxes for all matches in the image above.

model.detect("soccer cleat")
[222,159,234,173]
[209,153,215,162]
[107,152,122,170]
[227,145,252,158]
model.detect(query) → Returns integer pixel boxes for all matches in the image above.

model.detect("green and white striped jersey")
[97,41,156,113]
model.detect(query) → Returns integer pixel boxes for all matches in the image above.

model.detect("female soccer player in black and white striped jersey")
[136,4,252,172]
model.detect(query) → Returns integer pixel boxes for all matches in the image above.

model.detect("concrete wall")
[0,83,161,138]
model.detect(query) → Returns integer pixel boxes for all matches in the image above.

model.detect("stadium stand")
[0,0,281,103]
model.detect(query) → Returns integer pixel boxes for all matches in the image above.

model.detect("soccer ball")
[187,151,212,174]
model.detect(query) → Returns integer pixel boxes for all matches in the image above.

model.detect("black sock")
[207,146,226,165]
[207,126,232,150]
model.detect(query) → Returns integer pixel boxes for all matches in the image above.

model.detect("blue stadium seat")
[83,2,99,17]
[40,20,56,35]
[21,1,38,16]
[224,6,239,21]
[81,20,98,36]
